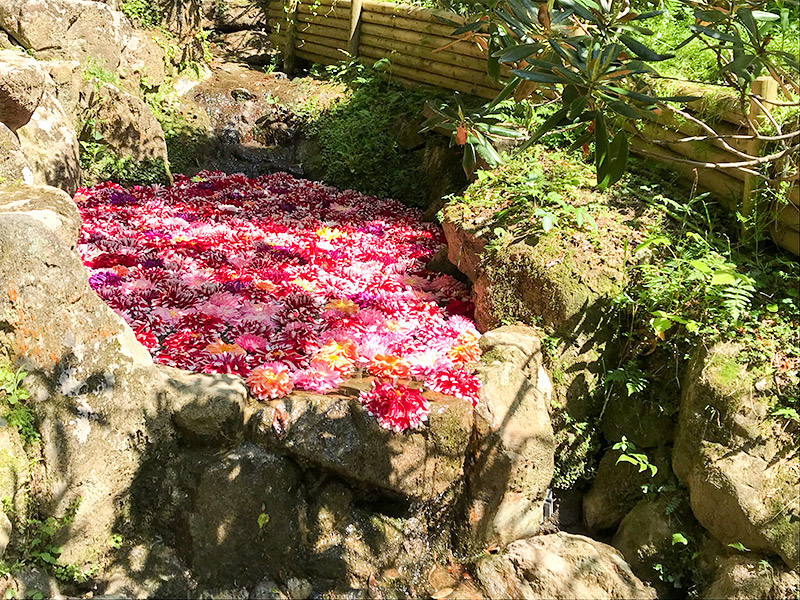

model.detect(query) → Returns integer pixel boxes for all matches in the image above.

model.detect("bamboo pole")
[349,0,364,57]
[767,223,800,255]
[360,22,487,59]
[297,30,349,49]
[359,55,498,99]
[362,0,468,26]
[360,44,499,91]
[295,22,349,42]
[627,121,749,182]
[294,39,351,60]
[358,32,500,74]
[268,8,349,30]
[283,0,300,74]
[789,185,799,207]
[361,10,462,38]
[628,135,744,210]
[741,76,779,214]
[296,4,350,19]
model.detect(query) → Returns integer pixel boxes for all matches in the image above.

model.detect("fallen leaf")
[431,588,454,600]
[272,406,289,439]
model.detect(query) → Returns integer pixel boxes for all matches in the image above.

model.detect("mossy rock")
[673,342,799,570]
[0,426,28,514]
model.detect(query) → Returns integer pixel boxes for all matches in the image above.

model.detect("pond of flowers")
[74,172,481,431]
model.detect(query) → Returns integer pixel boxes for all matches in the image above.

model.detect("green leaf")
[541,212,557,232]
[462,143,477,178]
[672,533,689,546]
[475,137,502,165]
[634,235,670,253]
[494,43,544,63]
[257,512,270,529]
[632,9,666,20]
[518,106,569,151]
[651,316,673,334]
[728,542,751,552]
[710,272,737,286]
[510,69,565,84]
[694,9,728,23]
[619,34,674,61]
[688,259,713,273]
[39,552,57,564]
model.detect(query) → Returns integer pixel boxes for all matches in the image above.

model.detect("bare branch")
[633,144,800,173]
[749,94,800,107]
[657,103,756,161]
[656,131,800,143]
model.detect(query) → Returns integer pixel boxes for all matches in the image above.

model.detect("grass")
[300,60,446,206]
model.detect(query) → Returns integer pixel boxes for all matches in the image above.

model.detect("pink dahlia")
[426,368,480,406]
[246,362,294,400]
[292,364,343,394]
[202,352,250,377]
[359,381,429,432]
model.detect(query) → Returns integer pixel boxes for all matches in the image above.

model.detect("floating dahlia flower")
[447,330,482,365]
[312,339,357,377]
[359,381,429,432]
[426,368,480,406]
[369,354,411,380]
[246,362,294,400]
[203,352,250,377]
[292,364,343,394]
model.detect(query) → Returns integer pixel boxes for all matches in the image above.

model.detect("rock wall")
[0,179,588,598]
[441,195,800,599]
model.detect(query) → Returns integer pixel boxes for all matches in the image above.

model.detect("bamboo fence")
[267,0,799,255]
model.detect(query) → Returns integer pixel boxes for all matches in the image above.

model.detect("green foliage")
[79,116,170,187]
[551,409,601,488]
[613,436,658,476]
[421,93,524,178]
[632,230,756,338]
[302,60,440,205]
[437,0,799,188]
[1,498,98,584]
[120,0,162,29]
[728,541,752,552]
[0,365,39,446]
[80,141,169,187]
[81,60,120,87]
[605,360,649,396]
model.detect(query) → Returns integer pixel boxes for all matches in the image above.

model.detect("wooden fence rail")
[268,0,799,255]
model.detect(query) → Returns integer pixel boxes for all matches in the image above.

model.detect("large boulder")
[612,495,702,594]
[457,326,555,554]
[0,184,82,247]
[79,81,171,182]
[705,554,799,600]
[0,49,47,131]
[251,388,473,502]
[582,446,673,534]
[187,443,304,585]
[475,533,656,599]
[0,124,34,186]
[16,91,81,195]
[673,343,799,570]
[0,199,156,566]
[0,0,134,72]
[119,30,166,91]
[0,1,165,92]
[38,60,82,130]
[167,367,250,446]
[304,479,446,591]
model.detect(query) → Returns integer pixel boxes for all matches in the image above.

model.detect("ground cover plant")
[74,172,481,431]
